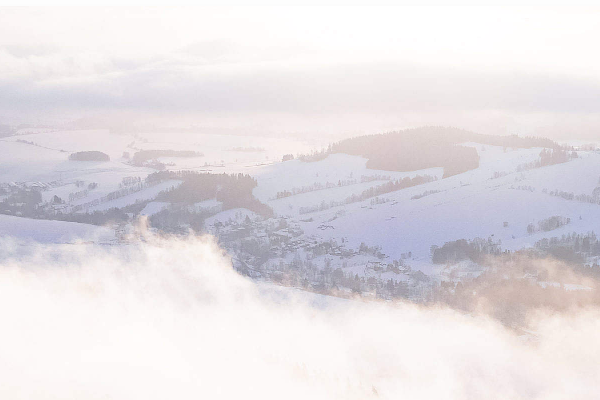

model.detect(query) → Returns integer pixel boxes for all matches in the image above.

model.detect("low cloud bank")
[0,235,598,399]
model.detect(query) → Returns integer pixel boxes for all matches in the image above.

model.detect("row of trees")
[70,180,153,213]
[535,232,600,264]
[298,175,436,214]
[275,179,358,199]
[431,237,503,264]
[275,174,393,200]
[69,151,110,162]
[517,148,577,172]
[527,216,570,234]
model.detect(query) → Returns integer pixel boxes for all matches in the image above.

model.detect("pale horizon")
[1,6,600,139]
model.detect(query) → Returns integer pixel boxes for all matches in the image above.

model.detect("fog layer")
[0,234,598,399]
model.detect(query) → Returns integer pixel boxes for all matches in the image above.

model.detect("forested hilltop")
[305,127,563,178]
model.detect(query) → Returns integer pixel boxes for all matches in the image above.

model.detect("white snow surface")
[0,214,115,243]
[4,131,600,277]
[85,180,182,212]
[252,153,443,215]
[264,146,600,273]
[140,202,171,217]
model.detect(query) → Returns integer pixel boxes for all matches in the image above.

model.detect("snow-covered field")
[0,214,115,243]
[3,129,600,280]
[1,129,312,209]
[252,153,443,216]
[252,145,600,273]
[131,131,318,173]
[6,129,135,160]
[85,180,181,212]
[140,201,171,217]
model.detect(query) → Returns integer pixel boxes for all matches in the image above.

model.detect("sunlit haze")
[1,5,600,400]
[2,6,600,138]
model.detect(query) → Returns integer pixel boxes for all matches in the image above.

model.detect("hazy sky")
[1,6,600,138]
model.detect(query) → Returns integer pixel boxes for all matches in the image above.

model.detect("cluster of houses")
[199,211,430,300]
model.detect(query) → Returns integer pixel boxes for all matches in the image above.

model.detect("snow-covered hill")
[3,129,600,293]
[250,143,600,274]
